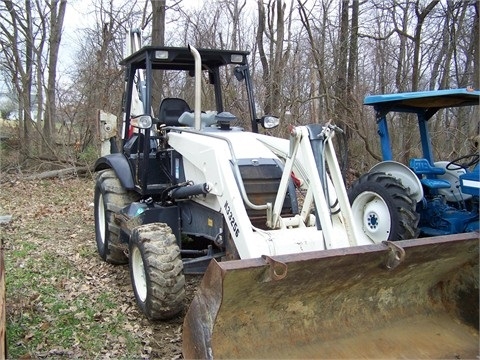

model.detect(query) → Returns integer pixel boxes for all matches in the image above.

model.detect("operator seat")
[158,98,191,126]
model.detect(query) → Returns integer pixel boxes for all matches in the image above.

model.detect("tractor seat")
[409,158,451,189]
[158,98,191,126]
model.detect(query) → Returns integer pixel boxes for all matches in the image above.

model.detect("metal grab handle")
[383,241,406,270]
[261,255,288,282]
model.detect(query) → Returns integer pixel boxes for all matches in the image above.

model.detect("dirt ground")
[0,175,202,359]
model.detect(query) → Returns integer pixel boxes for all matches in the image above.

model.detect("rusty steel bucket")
[183,232,479,359]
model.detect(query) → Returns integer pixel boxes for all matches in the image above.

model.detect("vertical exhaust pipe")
[188,45,202,130]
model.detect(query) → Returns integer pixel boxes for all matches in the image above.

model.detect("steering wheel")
[446,154,480,170]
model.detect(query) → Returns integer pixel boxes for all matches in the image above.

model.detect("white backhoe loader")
[93,34,479,359]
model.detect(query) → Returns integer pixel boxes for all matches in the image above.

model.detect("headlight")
[231,54,244,63]
[261,115,280,129]
[130,115,152,129]
[155,50,169,60]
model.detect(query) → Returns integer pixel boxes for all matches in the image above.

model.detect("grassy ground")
[0,177,196,359]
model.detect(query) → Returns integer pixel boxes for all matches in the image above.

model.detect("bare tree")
[66,0,146,155]
[473,1,479,90]
[150,0,166,110]
[346,0,359,95]
[297,0,334,121]
[1,0,477,176]
[256,0,293,116]
[0,0,36,156]
[223,0,247,50]
[43,0,67,155]
[333,0,350,172]
[411,0,440,91]
[151,0,166,45]
[0,0,69,161]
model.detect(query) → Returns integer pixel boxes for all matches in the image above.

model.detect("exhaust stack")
[188,45,202,131]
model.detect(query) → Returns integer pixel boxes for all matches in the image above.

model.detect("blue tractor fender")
[369,160,424,203]
[94,153,135,190]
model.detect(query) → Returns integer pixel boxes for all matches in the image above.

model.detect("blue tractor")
[348,88,480,241]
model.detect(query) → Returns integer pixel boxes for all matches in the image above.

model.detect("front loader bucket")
[183,232,479,359]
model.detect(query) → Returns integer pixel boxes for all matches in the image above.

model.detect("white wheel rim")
[97,193,106,246]
[352,191,391,244]
[131,246,147,302]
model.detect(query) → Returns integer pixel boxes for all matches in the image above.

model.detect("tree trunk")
[411,0,440,91]
[473,1,480,90]
[297,0,332,118]
[404,0,439,164]
[457,1,475,88]
[256,0,271,114]
[336,0,348,102]
[343,0,359,174]
[34,10,47,138]
[43,0,67,156]
[334,0,350,173]
[395,2,409,92]
[24,0,34,157]
[430,0,452,90]
[225,0,247,50]
[347,0,358,96]
[151,0,166,110]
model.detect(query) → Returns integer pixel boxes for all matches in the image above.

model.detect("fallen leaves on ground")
[0,176,201,359]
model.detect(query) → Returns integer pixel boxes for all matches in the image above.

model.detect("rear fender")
[370,160,423,202]
[94,153,135,190]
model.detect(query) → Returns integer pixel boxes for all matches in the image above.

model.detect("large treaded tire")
[94,169,138,264]
[129,223,185,320]
[348,172,420,243]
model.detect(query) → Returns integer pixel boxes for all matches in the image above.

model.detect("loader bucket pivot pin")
[382,241,405,270]
[261,255,287,282]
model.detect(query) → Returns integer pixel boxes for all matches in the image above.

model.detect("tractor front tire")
[348,172,419,243]
[129,223,185,320]
[94,169,138,264]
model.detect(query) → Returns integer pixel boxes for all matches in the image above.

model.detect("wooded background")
[0,0,478,176]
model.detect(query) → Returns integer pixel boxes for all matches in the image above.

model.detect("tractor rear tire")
[129,223,185,320]
[94,169,138,264]
[348,172,420,243]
